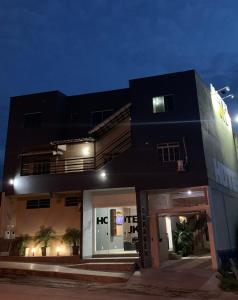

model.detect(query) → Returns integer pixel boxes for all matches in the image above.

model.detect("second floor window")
[152,95,173,113]
[91,109,114,127]
[24,112,42,128]
[157,142,180,162]
[33,161,50,175]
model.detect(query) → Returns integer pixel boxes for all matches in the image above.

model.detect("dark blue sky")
[1,0,238,170]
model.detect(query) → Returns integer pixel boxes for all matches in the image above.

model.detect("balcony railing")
[20,128,131,176]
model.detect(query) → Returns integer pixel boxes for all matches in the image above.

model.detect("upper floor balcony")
[20,103,132,176]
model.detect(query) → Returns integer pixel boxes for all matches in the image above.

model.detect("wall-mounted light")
[100,171,106,179]
[9,179,14,185]
[82,146,90,156]
[56,246,60,256]
[222,94,234,100]
[217,86,230,94]
[187,190,192,195]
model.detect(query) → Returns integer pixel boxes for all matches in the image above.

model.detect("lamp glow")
[100,171,106,178]
[222,94,234,100]
[187,190,192,195]
[217,86,230,93]
[9,179,14,185]
[56,246,60,256]
[82,146,90,156]
[234,115,238,123]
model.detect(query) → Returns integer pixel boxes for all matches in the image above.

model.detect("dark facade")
[3,69,238,269]
[3,70,207,196]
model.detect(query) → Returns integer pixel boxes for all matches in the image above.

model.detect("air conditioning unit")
[177,160,185,172]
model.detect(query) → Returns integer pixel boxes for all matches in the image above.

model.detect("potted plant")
[173,221,193,257]
[63,228,81,255]
[15,234,31,256]
[34,226,56,256]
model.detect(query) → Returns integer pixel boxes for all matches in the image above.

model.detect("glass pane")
[152,97,165,113]
[95,206,138,255]
[95,208,109,254]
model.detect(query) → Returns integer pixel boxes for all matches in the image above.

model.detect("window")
[65,196,81,207]
[91,109,114,127]
[70,113,80,121]
[152,95,173,113]
[26,199,50,209]
[157,142,180,162]
[33,161,50,175]
[24,112,42,128]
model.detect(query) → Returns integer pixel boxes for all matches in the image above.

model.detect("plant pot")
[41,247,47,256]
[72,245,79,255]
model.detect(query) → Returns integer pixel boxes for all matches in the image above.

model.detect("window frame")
[157,142,180,162]
[152,95,174,114]
[65,196,81,207]
[26,199,50,209]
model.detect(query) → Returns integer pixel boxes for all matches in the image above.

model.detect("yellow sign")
[210,84,231,127]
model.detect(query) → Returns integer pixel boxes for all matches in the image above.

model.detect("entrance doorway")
[148,187,217,269]
[94,206,138,255]
[158,212,211,264]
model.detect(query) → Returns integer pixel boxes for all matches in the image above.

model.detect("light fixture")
[187,190,192,195]
[222,94,234,100]
[9,179,14,185]
[234,115,238,123]
[100,171,106,178]
[56,246,60,256]
[82,146,90,156]
[217,86,230,94]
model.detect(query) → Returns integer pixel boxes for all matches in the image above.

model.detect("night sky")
[1,0,238,174]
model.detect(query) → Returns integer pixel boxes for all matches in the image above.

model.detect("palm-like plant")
[34,226,56,256]
[63,228,81,255]
[173,221,193,257]
[16,234,31,256]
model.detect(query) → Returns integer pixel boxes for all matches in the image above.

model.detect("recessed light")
[100,171,106,178]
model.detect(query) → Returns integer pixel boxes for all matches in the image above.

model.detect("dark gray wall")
[4,70,208,195]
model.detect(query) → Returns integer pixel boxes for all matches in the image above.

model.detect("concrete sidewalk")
[0,258,238,299]
[125,258,238,299]
[0,261,130,283]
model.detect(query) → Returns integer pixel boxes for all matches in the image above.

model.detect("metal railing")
[21,128,131,176]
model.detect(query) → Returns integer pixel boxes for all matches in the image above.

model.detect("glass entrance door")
[94,206,138,255]
[95,208,110,254]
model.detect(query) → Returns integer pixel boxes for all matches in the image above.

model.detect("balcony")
[20,128,131,176]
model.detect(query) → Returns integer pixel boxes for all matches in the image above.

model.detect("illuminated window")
[152,95,173,113]
[157,142,180,162]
